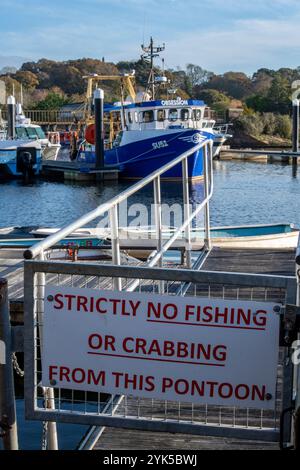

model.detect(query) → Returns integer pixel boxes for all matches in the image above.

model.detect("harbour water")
[0,161,299,230]
[0,159,299,449]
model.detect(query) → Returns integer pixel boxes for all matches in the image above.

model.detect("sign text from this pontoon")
[42,287,280,408]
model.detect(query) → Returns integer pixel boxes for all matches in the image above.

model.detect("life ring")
[85,124,95,145]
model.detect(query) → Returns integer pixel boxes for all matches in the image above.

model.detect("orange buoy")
[85,124,95,144]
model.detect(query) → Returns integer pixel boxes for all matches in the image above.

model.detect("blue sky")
[1,0,300,74]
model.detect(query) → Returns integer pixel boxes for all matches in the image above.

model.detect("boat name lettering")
[152,140,169,150]
[161,98,188,106]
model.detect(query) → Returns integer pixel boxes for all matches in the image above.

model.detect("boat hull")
[0,145,42,177]
[78,129,214,180]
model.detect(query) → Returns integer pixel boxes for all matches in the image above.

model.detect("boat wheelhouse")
[78,98,228,180]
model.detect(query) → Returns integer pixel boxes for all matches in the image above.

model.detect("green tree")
[34,92,69,110]
[246,94,270,112]
[193,88,231,112]
[235,114,265,137]
[15,70,39,90]
[266,75,291,113]
[275,114,292,139]
[205,72,252,100]
[186,64,213,87]
[251,69,274,95]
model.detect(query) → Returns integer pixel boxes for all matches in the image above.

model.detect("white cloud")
[2,0,300,73]
[165,15,300,73]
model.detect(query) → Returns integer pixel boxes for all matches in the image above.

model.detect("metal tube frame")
[182,157,191,268]
[294,234,300,449]
[203,142,212,250]
[0,278,19,450]
[24,260,297,444]
[109,205,122,291]
[24,140,213,264]
[36,252,58,450]
[153,176,164,293]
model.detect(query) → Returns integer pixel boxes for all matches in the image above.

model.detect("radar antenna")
[141,37,165,99]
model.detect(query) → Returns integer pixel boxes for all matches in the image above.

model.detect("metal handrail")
[24,139,213,271]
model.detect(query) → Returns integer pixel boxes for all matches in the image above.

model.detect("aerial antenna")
[141,37,165,99]
[142,10,146,46]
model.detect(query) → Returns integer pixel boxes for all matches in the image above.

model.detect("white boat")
[30,223,299,261]
[0,140,42,177]
[0,102,60,161]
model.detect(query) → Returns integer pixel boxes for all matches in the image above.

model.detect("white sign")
[42,287,280,409]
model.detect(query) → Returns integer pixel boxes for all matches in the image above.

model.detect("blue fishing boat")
[76,40,231,180]
[78,110,214,180]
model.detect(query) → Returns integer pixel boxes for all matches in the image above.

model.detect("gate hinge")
[280,304,300,346]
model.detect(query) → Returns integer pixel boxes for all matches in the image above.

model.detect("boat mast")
[141,37,165,99]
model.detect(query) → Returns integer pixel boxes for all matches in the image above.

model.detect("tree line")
[0,57,298,141]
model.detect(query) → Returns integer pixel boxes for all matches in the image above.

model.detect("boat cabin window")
[204,107,211,119]
[134,112,139,123]
[157,109,165,122]
[127,112,133,124]
[168,109,178,122]
[16,126,46,140]
[35,127,46,139]
[181,109,190,121]
[193,109,202,121]
[16,127,28,139]
[142,110,154,123]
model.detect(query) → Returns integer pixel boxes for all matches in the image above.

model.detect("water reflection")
[0,161,299,229]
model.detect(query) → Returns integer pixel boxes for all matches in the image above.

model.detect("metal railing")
[22,139,213,449]
[21,141,300,449]
[213,123,233,136]
[24,261,297,445]
[24,139,214,276]
[1,109,79,126]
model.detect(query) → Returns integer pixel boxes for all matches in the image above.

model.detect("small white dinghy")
[30,223,299,257]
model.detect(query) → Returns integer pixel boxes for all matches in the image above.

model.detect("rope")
[12,353,24,377]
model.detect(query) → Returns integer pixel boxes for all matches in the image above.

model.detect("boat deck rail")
[213,122,233,135]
